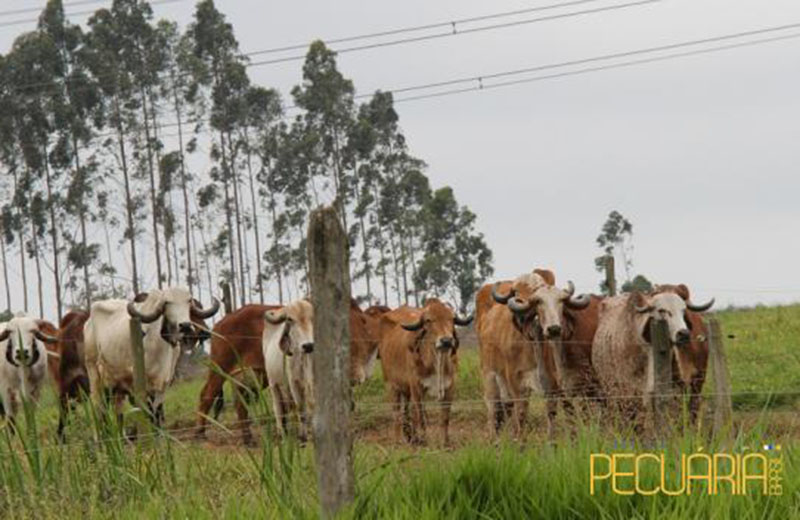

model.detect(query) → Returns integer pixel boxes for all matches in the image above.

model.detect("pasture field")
[1,304,800,518]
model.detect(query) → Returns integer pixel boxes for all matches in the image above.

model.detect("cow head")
[264,299,315,357]
[127,287,220,349]
[0,315,57,368]
[633,289,714,347]
[492,269,591,342]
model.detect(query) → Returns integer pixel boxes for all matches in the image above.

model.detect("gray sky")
[2,0,799,312]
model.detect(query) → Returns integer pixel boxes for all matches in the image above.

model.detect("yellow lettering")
[590,454,612,495]
[612,454,635,495]
[686,453,712,495]
[742,454,768,495]
[661,453,687,496]
[713,453,736,495]
[634,453,661,495]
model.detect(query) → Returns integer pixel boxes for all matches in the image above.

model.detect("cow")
[0,314,59,429]
[45,310,91,440]
[263,299,315,442]
[591,286,713,432]
[653,284,711,425]
[195,299,388,443]
[83,287,219,427]
[378,299,473,446]
[477,269,597,439]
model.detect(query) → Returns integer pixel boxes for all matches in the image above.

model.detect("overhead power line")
[99,21,800,140]
[0,0,109,18]
[0,0,186,29]
[2,0,661,94]
[245,0,664,67]
[243,0,659,57]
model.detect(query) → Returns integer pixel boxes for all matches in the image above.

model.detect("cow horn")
[492,282,514,304]
[564,280,575,297]
[686,298,715,313]
[566,293,591,310]
[508,296,532,314]
[34,330,58,344]
[0,329,9,343]
[453,314,474,326]
[127,300,164,324]
[192,297,221,319]
[265,309,287,324]
[401,314,424,332]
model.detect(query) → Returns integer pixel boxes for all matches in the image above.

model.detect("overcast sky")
[2,0,799,311]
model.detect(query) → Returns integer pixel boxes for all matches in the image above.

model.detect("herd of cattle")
[0,268,715,445]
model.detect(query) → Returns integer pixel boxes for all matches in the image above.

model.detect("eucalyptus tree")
[187,0,251,307]
[291,41,356,232]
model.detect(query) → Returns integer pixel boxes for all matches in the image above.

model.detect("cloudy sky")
[2,0,799,310]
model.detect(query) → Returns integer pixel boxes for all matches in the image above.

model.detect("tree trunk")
[71,134,92,310]
[29,221,44,319]
[351,159,372,303]
[172,74,194,294]
[42,145,63,322]
[244,129,264,304]
[266,173,284,304]
[0,220,10,312]
[219,131,238,308]
[226,131,247,307]
[11,170,29,312]
[115,96,139,294]
[139,88,164,290]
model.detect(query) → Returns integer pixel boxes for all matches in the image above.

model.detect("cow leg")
[57,393,70,442]
[197,370,228,440]
[483,372,503,438]
[391,386,409,443]
[270,384,288,439]
[688,374,704,427]
[507,374,530,441]
[440,386,453,448]
[409,384,426,445]
[233,384,255,445]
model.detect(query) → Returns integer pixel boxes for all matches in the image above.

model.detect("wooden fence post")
[128,316,148,412]
[307,206,354,518]
[605,255,617,296]
[220,281,233,314]
[648,318,672,436]
[708,317,733,437]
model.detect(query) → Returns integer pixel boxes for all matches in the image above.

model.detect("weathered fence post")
[605,255,617,296]
[708,317,733,437]
[220,281,233,314]
[128,316,147,407]
[648,318,672,436]
[308,206,354,518]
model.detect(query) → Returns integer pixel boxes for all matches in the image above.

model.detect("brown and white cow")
[477,269,598,439]
[84,287,220,427]
[0,314,59,429]
[591,286,713,431]
[378,299,472,446]
[195,299,388,443]
[45,310,91,440]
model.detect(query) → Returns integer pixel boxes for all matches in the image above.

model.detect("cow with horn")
[378,298,473,446]
[84,287,220,426]
[476,269,601,439]
[591,284,714,431]
[0,314,59,429]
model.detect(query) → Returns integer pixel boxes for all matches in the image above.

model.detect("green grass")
[0,303,799,518]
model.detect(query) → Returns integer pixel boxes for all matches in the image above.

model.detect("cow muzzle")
[301,342,314,354]
[675,329,691,346]
[546,325,562,339]
[436,337,455,351]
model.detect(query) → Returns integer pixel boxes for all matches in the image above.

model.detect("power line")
[91,21,800,140]
[1,0,661,94]
[0,0,186,29]
[243,0,658,57]
[0,0,110,19]
[246,0,664,67]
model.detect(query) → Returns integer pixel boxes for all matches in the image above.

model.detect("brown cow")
[476,269,599,439]
[378,299,472,446]
[653,284,711,425]
[195,300,388,443]
[45,311,91,440]
[591,286,714,432]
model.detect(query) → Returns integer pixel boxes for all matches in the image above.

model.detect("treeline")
[0,0,493,319]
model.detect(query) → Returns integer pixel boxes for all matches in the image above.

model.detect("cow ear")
[676,284,690,301]
[562,310,576,340]
[642,317,653,344]
[684,311,694,331]
[533,269,556,286]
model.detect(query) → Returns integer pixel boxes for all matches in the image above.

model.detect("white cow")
[0,314,58,427]
[263,299,315,442]
[83,287,219,426]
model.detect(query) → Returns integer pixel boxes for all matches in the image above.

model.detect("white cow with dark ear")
[83,287,220,427]
[263,299,315,442]
[0,314,58,428]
